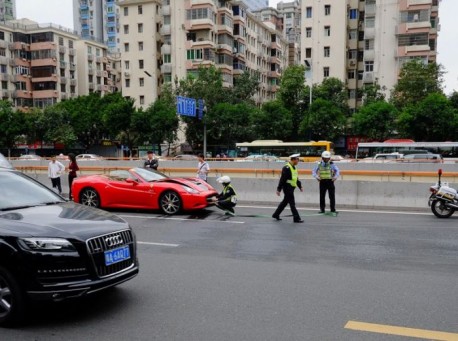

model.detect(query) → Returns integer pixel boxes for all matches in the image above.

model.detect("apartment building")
[0,0,16,22]
[0,18,115,111]
[73,0,119,51]
[275,0,301,66]
[300,0,439,111]
[75,39,113,95]
[117,0,161,108]
[242,0,268,12]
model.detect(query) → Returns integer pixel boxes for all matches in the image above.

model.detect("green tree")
[300,98,346,141]
[391,60,444,109]
[313,77,349,115]
[397,93,458,141]
[41,106,77,149]
[352,101,398,141]
[250,100,292,140]
[361,83,386,105]
[0,101,24,156]
[230,71,260,104]
[449,91,458,110]
[277,64,306,140]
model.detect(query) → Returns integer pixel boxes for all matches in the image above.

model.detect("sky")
[16,0,458,94]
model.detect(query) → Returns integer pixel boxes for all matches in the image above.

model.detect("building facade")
[0,0,15,22]
[242,0,268,12]
[73,0,119,51]
[300,0,439,110]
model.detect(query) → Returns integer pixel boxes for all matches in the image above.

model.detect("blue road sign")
[177,96,196,117]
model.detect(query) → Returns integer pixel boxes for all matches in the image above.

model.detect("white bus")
[356,140,458,160]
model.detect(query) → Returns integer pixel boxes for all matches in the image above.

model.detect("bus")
[235,140,334,162]
[356,140,458,160]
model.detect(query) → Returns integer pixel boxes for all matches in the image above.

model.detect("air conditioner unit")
[413,14,419,22]
[363,71,374,82]
[124,72,130,77]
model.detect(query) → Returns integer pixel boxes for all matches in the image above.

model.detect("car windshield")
[0,171,65,210]
[0,153,13,169]
[133,167,168,182]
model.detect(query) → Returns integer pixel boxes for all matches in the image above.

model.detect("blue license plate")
[104,246,131,266]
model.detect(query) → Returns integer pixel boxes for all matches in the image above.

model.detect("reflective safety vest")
[285,162,298,187]
[223,184,237,204]
[318,162,332,180]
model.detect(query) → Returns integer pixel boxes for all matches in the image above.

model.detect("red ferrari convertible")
[72,168,218,215]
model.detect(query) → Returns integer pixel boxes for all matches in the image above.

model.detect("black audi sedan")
[0,161,139,326]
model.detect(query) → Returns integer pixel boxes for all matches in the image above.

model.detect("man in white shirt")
[48,156,65,195]
[197,153,210,182]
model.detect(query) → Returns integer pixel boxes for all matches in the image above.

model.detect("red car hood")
[157,177,216,193]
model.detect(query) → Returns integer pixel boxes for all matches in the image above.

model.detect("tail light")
[430,187,438,194]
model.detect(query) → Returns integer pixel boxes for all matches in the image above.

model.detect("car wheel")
[0,266,26,326]
[159,191,182,215]
[80,188,101,208]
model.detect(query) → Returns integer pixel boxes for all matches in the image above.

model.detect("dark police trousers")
[273,186,300,220]
[319,179,336,212]
[216,201,235,213]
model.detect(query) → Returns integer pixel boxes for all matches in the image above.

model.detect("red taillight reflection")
[429,187,437,193]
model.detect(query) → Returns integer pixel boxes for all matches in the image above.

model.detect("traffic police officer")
[312,151,340,213]
[272,154,304,223]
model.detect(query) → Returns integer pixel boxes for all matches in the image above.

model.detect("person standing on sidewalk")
[67,153,79,200]
[48,156,65,195]
[197,154,210,182]
[272,154,304,223]
[312,151,340,214]
[144,150,159,170]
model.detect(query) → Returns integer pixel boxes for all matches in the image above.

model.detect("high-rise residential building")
[0,0,16,21]
[300,0,439,111]
[275,1,301,65]
[242,0,268,12]
[73,0,119,51]
[117,0,288,109]
[0,18,114,111]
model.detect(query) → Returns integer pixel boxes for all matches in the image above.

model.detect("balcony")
[1,90,10,98]
[69,48,76,56]
[88,54,94,61]
[186,19,215,31]
[191,0,214,5]
[407,0,432,6]
[0,41,8,49]
[88,83,95,90]
[364,49,375,61]
[161,64,172,74]
[347,59,357,68]
[159,24,171,35]
[70,79,77,86]
[31,58,57,67]
[363,72,374,83]
[60,77,67,84]
[69,63,76,71]
[33,89,59,98]
[161,5,170,16]
[161,44,171,54]
[96,70,103,77]
[59,45,66,53]
[365,4,376,15]
[88,68,94,75]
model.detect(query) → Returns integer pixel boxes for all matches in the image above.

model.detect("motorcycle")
[428,169,457,218]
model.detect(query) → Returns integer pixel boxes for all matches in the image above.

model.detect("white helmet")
[217,175,231,184]
[322,151,331,158]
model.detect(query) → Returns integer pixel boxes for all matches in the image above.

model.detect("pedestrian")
[197,153,210,182]
[144,150,159,170]
[312,151,340,214]
[67,153,79,200]
[214,176,237,216]
[48,155,65,195]
[272,154,304,223]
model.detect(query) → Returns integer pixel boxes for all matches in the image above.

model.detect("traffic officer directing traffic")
[312,151,340,213]
[272,154,304,223]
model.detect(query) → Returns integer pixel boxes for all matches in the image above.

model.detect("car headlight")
[181,185,199,194]
[18,238,76,252]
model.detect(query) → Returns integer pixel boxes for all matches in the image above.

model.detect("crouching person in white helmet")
[312,151,340,214]
[213,176,237,216]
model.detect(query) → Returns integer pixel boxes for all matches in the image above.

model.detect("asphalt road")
[2,205,458,340]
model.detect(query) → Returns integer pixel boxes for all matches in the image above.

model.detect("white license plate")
[104,246,131,266]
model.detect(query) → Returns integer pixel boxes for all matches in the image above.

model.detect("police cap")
[290,153,300,160]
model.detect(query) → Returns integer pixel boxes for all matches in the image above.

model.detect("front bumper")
[181,191,217,211]
[26,263,139,301]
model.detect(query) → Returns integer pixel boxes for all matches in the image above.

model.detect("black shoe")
[319,210,325,214]
[331,210,336,213]
[272,214,282,221]
[294,219,304,223]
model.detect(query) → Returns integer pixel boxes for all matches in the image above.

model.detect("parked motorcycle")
[428,169,457,218]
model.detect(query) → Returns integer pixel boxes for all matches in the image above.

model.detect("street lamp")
[304,60,312,141]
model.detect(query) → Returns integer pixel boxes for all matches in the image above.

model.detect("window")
[139,96,145,105]
[348,29,357,40]
[349,9,358,19]
[124,7,128,16]
[365,61,374,72]
[358,31,365,41]
[306,27,312,38]
[324,5,331,16]
[323,67,330,78]
[324,46,330,57]
[125,61,130,69]
[138,24,143,33]
[138,42,143,51]
[123,25,129,34]
[306,7,312,18]
[357,50,364,61]
[125,79,130,87]
[139,78,144,87]
[358,70,364,80]
[366,17,375,28]
[305,48,312,58]
[139,60,144,69]
[349,89,356,99]
[138,5,143,15]
[348,49,357,59]
[365,39,374,50]
[163,54,171,63]
[324,26,330,37]
[124,43,129,52]
[348,70,355,79]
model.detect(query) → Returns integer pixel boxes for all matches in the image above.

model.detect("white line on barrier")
[119,214,245,224]
[137,241,179,247]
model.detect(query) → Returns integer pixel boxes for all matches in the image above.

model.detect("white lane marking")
[119,214,245,224]
[137,241,179,247]
[237,205,431,216]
